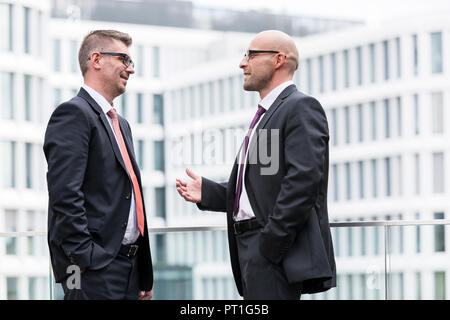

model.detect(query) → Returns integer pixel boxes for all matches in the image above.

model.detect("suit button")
[122,222,127,229]
[124,192,131,200]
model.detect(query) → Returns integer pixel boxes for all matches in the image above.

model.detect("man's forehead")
[109,39,130,53]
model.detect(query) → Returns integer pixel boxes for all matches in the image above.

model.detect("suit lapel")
[77,88,128,173]
[247,84,297,164]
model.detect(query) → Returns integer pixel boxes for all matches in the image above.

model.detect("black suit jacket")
[198,84,336,295]
[43,88,153,291]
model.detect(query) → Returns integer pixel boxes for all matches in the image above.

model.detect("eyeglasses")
[244,49,280,61]
[89,51,135,68]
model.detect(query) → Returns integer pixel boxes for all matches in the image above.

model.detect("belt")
[233,218,262,236]
[119,243,139,258]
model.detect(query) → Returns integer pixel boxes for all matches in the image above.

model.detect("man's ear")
[90,52,102,71]
[274,53,286,70]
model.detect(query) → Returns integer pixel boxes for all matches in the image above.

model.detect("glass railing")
[1,220,450,300]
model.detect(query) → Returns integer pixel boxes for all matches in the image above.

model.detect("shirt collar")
[258,80,294,111]
[82,83,114,115]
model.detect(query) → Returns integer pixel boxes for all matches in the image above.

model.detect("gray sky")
[193,0,450,22]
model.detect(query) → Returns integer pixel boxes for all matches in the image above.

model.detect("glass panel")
[304,225,386,300]
[431,32,443,74]
[388,224,450,299]
[1,234,50,300]
[150,231,240,300]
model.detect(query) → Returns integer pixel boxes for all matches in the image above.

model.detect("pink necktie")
[107,108,144,236]
[233,105,266,218]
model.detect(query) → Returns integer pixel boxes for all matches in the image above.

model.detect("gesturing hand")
[176,168,202,203]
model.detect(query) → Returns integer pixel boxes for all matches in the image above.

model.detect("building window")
[24,74,32,121]
[344,106,350,144]
[431,32,443,74]
[306,58,312,93]
[70,40,78,73]
[395,37,401,78]
[356,46,362,85]
[229,76,235,110]
[434,212,445,252]
[385,157,391,197]
[434,271,446,300]
[137,139,144,170]
[358,160,364,199]
[180,88,186,120]
[318,55,324,93]
[154,141,165,172]
[24,7,31,54]
[433,152,445,193]
[53,39,61,72]
[371,159,378,198]
[218,80,224,113]
[136,93,143,124]
[53,88,62,109]
[0,3,13,51]
[25,142,33,189]
[415,213,421,254]
[208,81,215,115]
[414,153,420,195]
[1,72,14,120]
[383,40,390,80]
[154,187,166,218]
[431,92,444,134]
[415,272,422,299]
[189,86,196,118]
[369,43,376,83]
[5,210,18,255]
[357,104,363,142]
[6,277,18,300]
[332,163,339,202]
[396,97,402,137]
[384,99,390,138]
[412,34,419,76]
[28,277,37,300]
[343,49,350,88]
[370,101,377,140]
[413,94,419,135]
[2,141,16,188]
[345,162,351,200]
[198,83,205,116]
[153,94,164,125]
[330,52,337,90]
[152,46,160,78]
[136,45,144,77]
[331,108,338,146]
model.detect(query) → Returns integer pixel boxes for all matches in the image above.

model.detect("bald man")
[176,30,336,300]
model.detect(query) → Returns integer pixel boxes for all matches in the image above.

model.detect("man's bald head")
[251,30,299,74]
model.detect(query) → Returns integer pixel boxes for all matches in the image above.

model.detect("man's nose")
[239,57,247,69]
[127,65,135,74]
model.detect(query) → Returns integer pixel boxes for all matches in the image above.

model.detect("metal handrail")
[2,219,450,300]
[1,219,450,237]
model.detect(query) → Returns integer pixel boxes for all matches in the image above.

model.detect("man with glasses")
[176,30,336,299]
[44,30,153,300]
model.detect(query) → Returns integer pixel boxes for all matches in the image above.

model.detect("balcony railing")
[1,219,450,300]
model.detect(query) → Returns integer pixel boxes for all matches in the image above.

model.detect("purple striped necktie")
[233,105,266,218]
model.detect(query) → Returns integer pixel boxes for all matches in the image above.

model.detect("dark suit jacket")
[198,84,336,295]
[43,88,153,291]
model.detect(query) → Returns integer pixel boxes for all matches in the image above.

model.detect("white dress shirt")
[82,84,140,244]
[235,80,295,221]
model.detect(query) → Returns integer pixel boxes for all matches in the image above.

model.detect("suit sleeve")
[44,102,94,270]
[196,178,228,212]
[259,96,329,264]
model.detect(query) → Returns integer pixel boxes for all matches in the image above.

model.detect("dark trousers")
[236,228,302,300]
[62,249,139,300]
